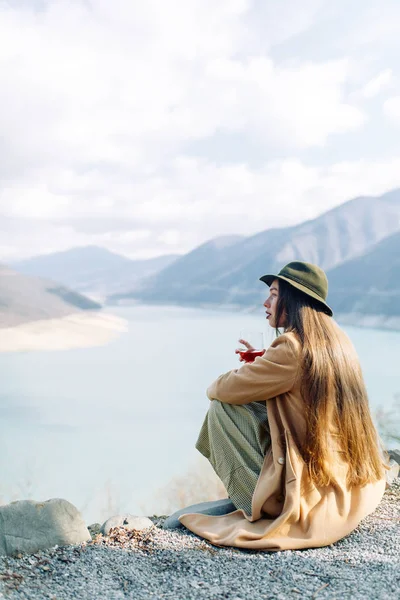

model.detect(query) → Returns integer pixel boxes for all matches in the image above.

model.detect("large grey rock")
[101,515,153,536]
[0,498,91,556]
[163,498,236,530]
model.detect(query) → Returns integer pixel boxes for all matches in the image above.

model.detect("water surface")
[0,306,399,522]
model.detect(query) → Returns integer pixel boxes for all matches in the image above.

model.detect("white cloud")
[0,0,364,180]
[361,69,393,98]
[0,0,399,261]
[2,154,400,261]
[204,57,365,147]
[383,96,400,125]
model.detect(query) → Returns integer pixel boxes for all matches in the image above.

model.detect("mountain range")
[11,246,179,300]
[107,189,400,324]
[8,188,400,329]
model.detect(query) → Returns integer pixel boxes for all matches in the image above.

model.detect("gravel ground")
[1,480,399,600]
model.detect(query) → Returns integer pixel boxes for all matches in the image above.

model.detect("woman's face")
[264,278,285,328]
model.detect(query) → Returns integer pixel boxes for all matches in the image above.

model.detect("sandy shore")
[0,312,128,353]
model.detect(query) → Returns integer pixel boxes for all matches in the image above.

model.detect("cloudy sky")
[1,0,400,261]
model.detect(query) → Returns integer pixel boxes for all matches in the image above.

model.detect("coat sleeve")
[206,334,300,405]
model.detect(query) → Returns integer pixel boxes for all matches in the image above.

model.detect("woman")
[179,261,387,550]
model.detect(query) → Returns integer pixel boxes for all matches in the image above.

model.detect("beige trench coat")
[180,331,386,550]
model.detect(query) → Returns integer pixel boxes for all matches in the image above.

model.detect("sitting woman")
[179,261,387,550]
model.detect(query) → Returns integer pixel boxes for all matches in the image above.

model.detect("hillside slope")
[326,231,400,321]
[0,266,101,327]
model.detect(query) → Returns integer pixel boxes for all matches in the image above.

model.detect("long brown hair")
[275,279,385,487]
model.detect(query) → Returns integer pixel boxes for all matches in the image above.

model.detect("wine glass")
[238,330,264,363]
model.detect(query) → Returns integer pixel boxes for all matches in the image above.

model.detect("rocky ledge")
[0,479,399,600]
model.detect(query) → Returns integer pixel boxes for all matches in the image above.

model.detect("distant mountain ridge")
[12,246,180,300]
[108,189,400,320]
[326,230,400,326]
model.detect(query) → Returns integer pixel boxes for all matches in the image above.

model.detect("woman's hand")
[235,338,255,362]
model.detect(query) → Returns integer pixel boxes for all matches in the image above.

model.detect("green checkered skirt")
[196,400,271,517]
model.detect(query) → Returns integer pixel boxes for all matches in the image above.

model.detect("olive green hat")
[259,261,333,317]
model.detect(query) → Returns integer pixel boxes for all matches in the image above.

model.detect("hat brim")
[259,273,333,317]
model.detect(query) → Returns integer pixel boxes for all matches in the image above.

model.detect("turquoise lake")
[0,305,399,523]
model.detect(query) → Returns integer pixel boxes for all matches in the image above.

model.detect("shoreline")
[109,301,400,333]
[0,311,128,353]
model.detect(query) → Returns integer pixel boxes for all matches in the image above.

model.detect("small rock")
[100,515,153,536]
[87,523,102,539]
[0,498,91,557]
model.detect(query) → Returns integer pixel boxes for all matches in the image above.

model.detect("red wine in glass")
[239,349,264,362]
